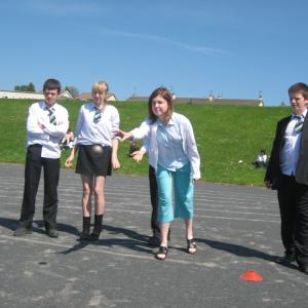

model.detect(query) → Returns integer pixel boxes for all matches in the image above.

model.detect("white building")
[0,90,44,100]
[0,89,74,100]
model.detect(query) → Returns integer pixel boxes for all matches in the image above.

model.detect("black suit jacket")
[265,114,308,189]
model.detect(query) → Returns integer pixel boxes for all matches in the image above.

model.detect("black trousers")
[19,145,60,229]
[277,175,308,266]
[149,165,160,235]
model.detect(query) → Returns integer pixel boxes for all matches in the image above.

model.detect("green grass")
[0,99,290,186]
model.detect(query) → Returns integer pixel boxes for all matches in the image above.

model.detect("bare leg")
[81,175,93,217]
[185,218,197,254]
[160,223,170,247]
[155,222,170,260]
[93,176,106,215]
[87,176,106,240]
[185,219,194,240]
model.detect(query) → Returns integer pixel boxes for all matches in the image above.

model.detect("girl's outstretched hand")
[131,150,145,163]
[116,129,133,142]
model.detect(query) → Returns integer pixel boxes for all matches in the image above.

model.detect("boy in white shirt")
[14,79,69,238]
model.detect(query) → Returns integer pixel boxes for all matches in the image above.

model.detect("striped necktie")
[294,114,305,134]
[93,107,102,124]
[47,107,57,125]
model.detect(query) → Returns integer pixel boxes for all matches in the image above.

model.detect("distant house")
[127,94,264,107]
[59,89,74,100]
[77,92,118,102]
[0,89,74,100]
[126,96,149,102]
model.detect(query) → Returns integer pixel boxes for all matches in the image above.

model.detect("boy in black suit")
[265,82,308,274]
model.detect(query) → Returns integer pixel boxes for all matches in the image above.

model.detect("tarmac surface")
[0,163,308,308]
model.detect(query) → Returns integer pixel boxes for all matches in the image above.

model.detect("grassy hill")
[0,99,290,186]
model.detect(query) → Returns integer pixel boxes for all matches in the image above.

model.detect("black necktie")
[294,115,304,134]
[47,107,56,125]
[93,107,102,124]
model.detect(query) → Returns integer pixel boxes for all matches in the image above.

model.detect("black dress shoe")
[14,226,32,236]
[277,252,296,264]
[46,228,59,238]
[89,232,100,241]
[298,264,308,275]
[88,228,102,241]
[79,231,91,241]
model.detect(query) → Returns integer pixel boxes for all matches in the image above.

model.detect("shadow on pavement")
[196,237,279,262]
[196,237,298,270]
[59,224,152,255]
[0,217,80,236]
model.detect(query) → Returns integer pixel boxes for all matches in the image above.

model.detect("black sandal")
[187,239,197,254]
[155,246,168,261]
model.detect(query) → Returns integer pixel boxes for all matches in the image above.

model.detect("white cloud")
[98,27,227,56]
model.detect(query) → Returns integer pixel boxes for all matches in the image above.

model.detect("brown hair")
[288,82,308,99]
[148,87,174,123]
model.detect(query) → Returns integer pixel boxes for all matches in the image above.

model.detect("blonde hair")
[92,81,109,94]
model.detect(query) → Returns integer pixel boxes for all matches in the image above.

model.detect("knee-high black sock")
[91,214,103,239]
[79,216,91,241]
[82,216,91,234]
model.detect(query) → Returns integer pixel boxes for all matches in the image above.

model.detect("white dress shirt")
[75,102,120,146]
[280,109,307,176]
[131,112,201,180]
[26,101,69,159]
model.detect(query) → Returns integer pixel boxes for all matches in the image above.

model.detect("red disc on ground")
[240,270,263,282]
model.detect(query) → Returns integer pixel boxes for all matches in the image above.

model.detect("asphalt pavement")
[0,163,307,308]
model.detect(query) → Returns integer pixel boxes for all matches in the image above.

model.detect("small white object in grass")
[238,160,243,163]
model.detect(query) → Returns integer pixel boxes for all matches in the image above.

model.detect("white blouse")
[131,112,201,180]
[75,102,120,147]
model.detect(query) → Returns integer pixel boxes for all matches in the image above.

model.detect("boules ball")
[91,145,103,154]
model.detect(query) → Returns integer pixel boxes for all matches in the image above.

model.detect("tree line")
[14,83,79,98]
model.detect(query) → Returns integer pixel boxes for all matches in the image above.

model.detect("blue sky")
[0,0,307,105]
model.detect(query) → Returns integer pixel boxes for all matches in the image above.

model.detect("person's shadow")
[196,237,298,270]
[0,217,297,269]
[0,217,18,231]
[59,224,152,255]
[0,217,80,237]
[0,217,152,255]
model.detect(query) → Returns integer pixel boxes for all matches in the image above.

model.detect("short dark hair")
[288,82,308,99]
[43,79,61,94]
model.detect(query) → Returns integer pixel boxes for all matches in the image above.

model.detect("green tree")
[28,82,35,92]
[14,82,36,92]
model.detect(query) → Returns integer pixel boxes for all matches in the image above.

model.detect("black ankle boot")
[90,215,103,240]
[79,217,91,241]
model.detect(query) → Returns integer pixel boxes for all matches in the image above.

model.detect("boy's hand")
[64,156,74,168]
[265,180,272,189]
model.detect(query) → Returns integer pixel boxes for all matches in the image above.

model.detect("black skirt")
[76,144,112,176]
